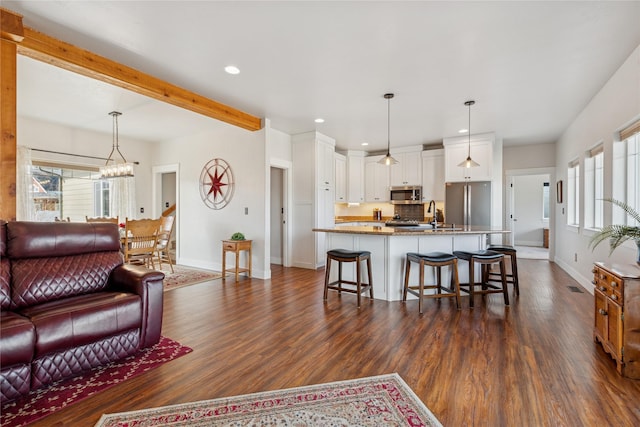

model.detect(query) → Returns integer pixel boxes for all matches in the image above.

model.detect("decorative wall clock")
[199,158,235,209]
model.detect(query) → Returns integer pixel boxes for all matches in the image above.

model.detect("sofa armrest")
[109,264,164,349]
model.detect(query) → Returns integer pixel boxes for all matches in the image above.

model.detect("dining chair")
[155,215,175,273]
[86,216,119,224]
[123,218,161,269]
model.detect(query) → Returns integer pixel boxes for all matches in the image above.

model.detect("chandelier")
[100,111,134,178]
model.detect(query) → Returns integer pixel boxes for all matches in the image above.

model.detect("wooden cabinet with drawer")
[592,262,640,378]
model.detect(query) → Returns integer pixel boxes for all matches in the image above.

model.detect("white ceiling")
[7,1,640,152]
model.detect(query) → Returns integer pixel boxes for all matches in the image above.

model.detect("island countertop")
[313,224,510,236]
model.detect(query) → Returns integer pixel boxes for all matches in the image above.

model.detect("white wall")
[18,116,154,218]
[504,143,556,170]
[152,121,268,277]
[555,43,640,289]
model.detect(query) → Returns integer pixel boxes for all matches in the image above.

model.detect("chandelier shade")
[378,93,398,166]
[458,100,479,168]
[100,111,134,178]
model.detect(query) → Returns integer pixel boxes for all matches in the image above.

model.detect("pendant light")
[378,93,398,166]
[100,111,135,178]
[458,100,480,168]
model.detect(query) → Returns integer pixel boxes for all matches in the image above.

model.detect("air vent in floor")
[568,286,584,293]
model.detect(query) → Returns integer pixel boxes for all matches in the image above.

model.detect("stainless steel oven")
[390,186,422,204]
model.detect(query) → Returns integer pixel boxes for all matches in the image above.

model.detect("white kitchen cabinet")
[346,151,365,203]
[335,153,346,202]
[443,134,493,182]
[318,139,335,187]
[389,146,423,186]
[421,149,445,201]
[365,155,390,202]
[292,131,336,269]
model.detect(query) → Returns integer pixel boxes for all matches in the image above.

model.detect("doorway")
[270,167,284,265]
[152,164,179,263]
[506,168,554,260]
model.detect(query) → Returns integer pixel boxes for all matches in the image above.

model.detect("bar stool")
[324,249,373,308]
[486,244,519,296]
[403,252,461,313]
[453,250,509,308]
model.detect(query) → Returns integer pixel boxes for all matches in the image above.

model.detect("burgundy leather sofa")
[0,221,164,403]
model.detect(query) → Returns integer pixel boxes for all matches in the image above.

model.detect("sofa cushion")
[10,251,123,308]
[20,292,142,357]
[6,221,121,259]
[0,311,35,367]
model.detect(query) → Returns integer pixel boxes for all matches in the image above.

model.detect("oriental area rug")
[160,265,222,291]
[0,337,192,427]
[94,373,442,427]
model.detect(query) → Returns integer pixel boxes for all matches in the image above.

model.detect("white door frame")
[152,163,180,262]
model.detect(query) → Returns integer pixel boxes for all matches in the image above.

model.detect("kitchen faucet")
[426,200,437,227]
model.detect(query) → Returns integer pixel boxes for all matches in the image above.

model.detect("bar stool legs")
[324,249,373,308]
[487,245,520,296]
[453,250,509,308]
[403,252,461,313]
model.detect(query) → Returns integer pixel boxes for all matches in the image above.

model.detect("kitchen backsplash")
[334,201,444,221]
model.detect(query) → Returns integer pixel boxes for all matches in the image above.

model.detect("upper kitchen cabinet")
[346,151,366,203]
[443,133,496,182]
[421,149,445,201]
[335,153,346,202]
[389,145,423,186]
[318,137,336,187]
[365,155,390,202]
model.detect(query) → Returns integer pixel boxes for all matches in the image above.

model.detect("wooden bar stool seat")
[486,244,520,296]
[324,249,373,308]
[403,252,461,313]
[453,250,509,308]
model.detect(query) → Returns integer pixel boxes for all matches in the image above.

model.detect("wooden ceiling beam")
[17,26,262,132]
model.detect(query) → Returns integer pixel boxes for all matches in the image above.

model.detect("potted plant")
[589,198,640,264]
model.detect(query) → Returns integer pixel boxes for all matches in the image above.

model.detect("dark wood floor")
[32,260,640,426]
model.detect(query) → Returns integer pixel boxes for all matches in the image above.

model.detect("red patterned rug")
[94,373,441,426]
[161,265,222,291]
[1,337,192,427]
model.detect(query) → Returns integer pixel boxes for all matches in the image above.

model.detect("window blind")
[620,119,640,141]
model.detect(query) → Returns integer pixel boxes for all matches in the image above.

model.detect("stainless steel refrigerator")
[444,181,492,226]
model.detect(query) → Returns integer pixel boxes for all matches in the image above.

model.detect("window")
[613,119,640,227]
[567,160,580,227]
[584,145,604,229]
[31,163,110,222]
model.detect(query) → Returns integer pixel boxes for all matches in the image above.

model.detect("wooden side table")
[222,239,252,282]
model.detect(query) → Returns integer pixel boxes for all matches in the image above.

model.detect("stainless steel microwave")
[390,186,422,204]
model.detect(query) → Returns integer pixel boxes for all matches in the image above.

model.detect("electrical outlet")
[165,202,169,208]
[140,207,144,214]
[245,207,248,215]
[574,253,578,262]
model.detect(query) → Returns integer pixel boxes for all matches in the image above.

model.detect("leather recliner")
[0,221,164,403]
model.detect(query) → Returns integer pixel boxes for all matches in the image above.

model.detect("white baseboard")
[554,257,594,295]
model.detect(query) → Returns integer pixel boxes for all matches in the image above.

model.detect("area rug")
[1,337,192,427]
[160,265,222,291]
[94,373,442,427]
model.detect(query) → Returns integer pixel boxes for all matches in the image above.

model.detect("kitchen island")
[313,224,510,302]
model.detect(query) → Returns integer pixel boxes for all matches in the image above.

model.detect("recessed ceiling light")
[458,128,468,133]
[224,65,240,75]
[314,118,325,123]
[361,142,369,146]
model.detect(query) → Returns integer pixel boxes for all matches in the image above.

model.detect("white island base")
[324,232,492,302]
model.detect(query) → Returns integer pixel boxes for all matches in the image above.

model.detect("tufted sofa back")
[0,221,10,310]
[5,221,124,309]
